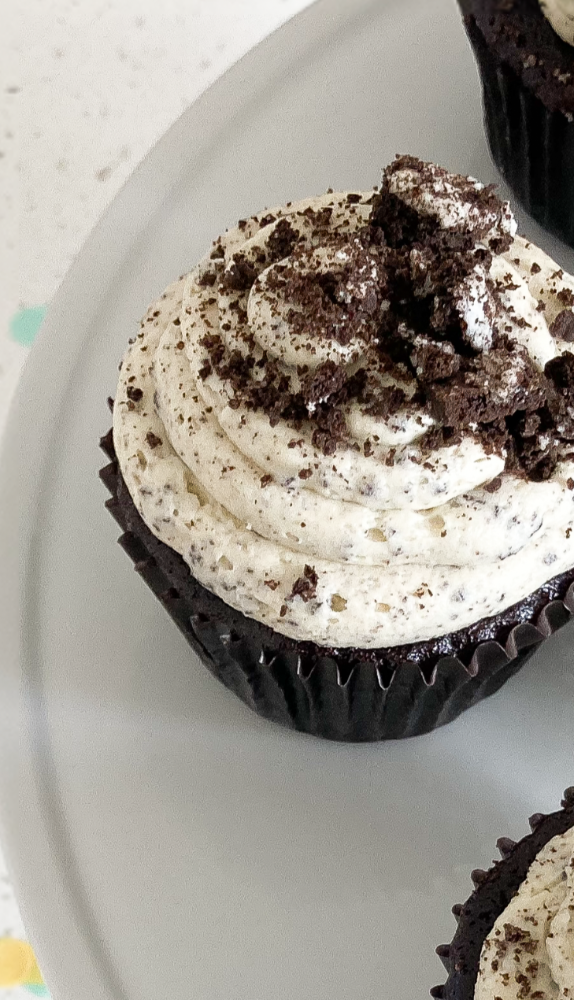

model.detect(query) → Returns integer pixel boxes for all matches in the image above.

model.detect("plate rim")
[0,0,391,997]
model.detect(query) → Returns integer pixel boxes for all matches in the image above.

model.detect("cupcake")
[459,0,574,248]
[433,786,574,1000]
[101,155,574,742]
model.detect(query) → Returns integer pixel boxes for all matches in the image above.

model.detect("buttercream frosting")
[540,0,574,46]
[113,158,574,648]
[475,825,574,1000]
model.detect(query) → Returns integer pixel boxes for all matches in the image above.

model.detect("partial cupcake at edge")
[433,786,574,1000]
[101,155,574,742]
[458,0,574,248]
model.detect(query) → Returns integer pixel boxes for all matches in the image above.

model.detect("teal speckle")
[9,307,47,348]
[24,986,50,997]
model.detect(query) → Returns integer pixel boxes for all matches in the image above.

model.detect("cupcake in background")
[433,787,574,1000]
[103,155,574,742]
[459,0,574,248]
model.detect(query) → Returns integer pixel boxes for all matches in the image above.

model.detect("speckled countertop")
[0,0,311,993]
[1,0,312,425]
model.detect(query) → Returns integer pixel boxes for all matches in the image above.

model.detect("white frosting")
[387,164,517,240]
[113,164,574,649]
[540,0,574,46]
[456,266,495,352]
[475,825,574,1000]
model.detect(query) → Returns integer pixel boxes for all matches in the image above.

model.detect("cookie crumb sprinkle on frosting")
[475,825,574,1000]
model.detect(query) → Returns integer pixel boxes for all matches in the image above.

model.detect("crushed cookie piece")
[550,310,574,342]
[222,253,258,292]
[198,270,218,288]
[484,477,502,493]
[145,431,162,449]
[288,565,319,603]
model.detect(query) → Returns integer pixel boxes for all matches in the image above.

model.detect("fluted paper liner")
[463,9,574,249]
[100,426,574,742]
[432,788,574,1000]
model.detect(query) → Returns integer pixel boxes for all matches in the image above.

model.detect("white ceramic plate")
[2,0,574,997]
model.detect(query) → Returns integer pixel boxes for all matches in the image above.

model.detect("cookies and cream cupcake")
[101,156,574,741]
[459,0,574,247]
[433,787,574,1000]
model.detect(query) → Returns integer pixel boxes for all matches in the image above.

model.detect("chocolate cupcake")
[433,787,574,1000]
[459,0,574,248]
[102,156,574,742]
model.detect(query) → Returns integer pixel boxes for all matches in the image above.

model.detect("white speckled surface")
[0,0,311,991]
[1,0,312,425]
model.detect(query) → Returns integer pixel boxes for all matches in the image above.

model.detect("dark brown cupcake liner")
[432,787,574,1000]
[463,12,574,248]
[100,425,574,742]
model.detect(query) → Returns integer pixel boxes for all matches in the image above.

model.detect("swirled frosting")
[475,825,574,1000]
[113,156,574,649]
[540,0,574,45]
